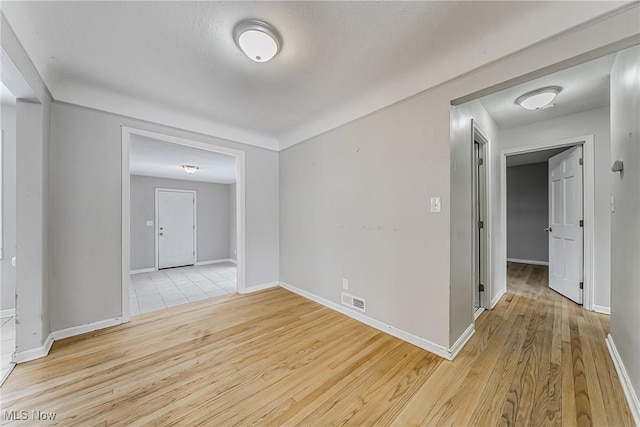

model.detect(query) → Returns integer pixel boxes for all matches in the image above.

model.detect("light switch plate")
[146,220,154,227]
[342,278,348,290]
[430,197,441,213]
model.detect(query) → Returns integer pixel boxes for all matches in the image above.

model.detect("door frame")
[471,120,492,314]
[155,188,197,270]
[499,135,595,310]
[121,126,247,322]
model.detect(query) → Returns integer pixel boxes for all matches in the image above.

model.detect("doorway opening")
[472,121,490,318]
[122,127,246,319]
[503,138,593,307]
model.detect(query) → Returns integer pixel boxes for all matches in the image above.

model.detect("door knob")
[544,227,552,232]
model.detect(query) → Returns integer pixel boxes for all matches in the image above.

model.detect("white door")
[158,190,195,269]
[547,146,583,304]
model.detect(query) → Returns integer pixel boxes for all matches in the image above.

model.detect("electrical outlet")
[430,197,441,213]
[146,220,154,227]
[342,278,348,290]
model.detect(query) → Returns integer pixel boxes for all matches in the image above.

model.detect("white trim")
[239,281,279,294]
[122,126,247,322]
[155,188,197,270]
[0,308,15,318]
[491,288,506,309]
[129,268,155,275]
[474,307,485,321]
[606,334,640,426]
[228,258,237,265]
[0,363,15,387]
[12,333,53,364]
[449,323,475,360]
[50,317,124,341]
[499,135,595,311]
[506,258,549,266]
[279,282,452,360]
[195,258,235,266]
[593,305,611,315]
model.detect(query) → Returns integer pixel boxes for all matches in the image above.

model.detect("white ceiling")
[480,53,615,130]
[130,135,236,184]
[0,1,626,150]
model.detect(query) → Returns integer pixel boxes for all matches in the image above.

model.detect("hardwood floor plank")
[0,266,632,426]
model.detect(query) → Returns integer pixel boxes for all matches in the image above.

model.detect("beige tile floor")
[0,315,15,386]
[130,262,237,315]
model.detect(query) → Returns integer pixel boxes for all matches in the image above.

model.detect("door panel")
[548,146,583,304]
[158,190,195,269]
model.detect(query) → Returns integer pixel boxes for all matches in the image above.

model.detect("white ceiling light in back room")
[182,165,199,174]
[515,86,562,110]
[233,20,281,63]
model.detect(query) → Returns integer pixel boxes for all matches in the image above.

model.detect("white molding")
[0,363,15,387]
[593,305,611,315]
[491,288,506,309]
[122,127,247,321]
[606,334,640,426]
[239,281,279,294]
[449,323,475,360]
[499,135,596,311]
[0,308,15,318]
[474,307,485,321]
[227,258,237,265]
[195,259,234,266]
[279,282,452,360]
[13,333,53,364]
[130,268,156,275]
[506,258,549,266]
[50,317,124,341]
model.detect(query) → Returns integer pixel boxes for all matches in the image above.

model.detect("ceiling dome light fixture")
[515,86,562,110]
[233,19,281,63]
[182,165,199,174]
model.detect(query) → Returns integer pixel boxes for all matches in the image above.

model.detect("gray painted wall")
[507,163,549,263]
[49,102,279,332]
[229,183,237,261]
[1,102,16,312]
[130,175,231,271]
[609,45,640,412]
[499,106,612,308]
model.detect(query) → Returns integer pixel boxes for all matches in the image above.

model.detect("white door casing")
[548,146,583,304]
[157,189,196,269]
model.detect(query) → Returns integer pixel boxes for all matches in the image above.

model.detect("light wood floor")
[0,263,632,426]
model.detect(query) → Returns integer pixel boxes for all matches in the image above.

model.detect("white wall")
[130,175,232,270]
[2,14,52,358]
[49,102,279,332]
[1,101,16,312]
[498,107,611,309]
[609,45,640,421]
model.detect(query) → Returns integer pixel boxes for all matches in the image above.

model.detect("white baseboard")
[196,258,235,266]
[239,281,279,294]
[593,305,611,315]
[0,363,15,386]
[0,308,15,318]
[13,333,53,364]
[13,317,125,364]
[491,288,506,309]
[51,317,125,341]
[279,281,452,360]
[228,258,237,265]
[507,258,549,266]
[130,267,156,274]
[449,323,475,360]
[474,307,485,321]
[606,334,640,426]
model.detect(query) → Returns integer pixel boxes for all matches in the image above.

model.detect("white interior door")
[548,146,583,304]
[158,190,195,269]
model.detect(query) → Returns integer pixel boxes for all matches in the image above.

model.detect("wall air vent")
[341,292,366,312]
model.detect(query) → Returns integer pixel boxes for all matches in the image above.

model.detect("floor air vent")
[341,292,366,312]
